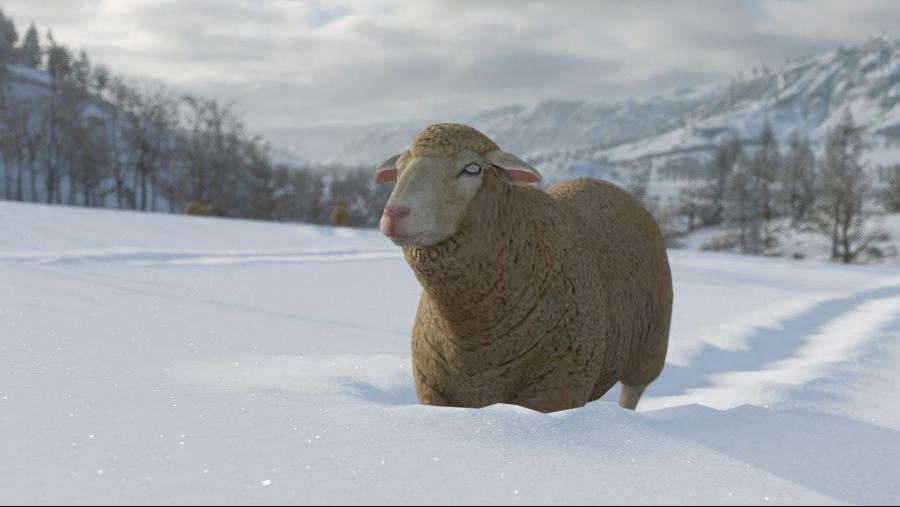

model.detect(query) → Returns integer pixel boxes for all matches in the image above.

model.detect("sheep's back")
[546,178,672,387]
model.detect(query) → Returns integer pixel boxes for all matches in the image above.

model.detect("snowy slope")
[678,214,900,267]
[2,201,900,505]
[4,63,109,119]
[600,39,900,166]
[330,87,711,167]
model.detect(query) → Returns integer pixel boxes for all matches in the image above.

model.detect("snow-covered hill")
[332,38,900,185]
[4,63,107,117]
[2,200,900,504]
[330,86,712,168]
[601,38,900,167]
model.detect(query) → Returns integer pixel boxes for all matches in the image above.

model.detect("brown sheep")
[374,123,672,413]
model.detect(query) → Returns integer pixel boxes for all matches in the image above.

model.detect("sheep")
[374,123,672,413]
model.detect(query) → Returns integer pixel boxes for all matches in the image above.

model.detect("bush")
[328,203,352,227]
[184,201,209,216]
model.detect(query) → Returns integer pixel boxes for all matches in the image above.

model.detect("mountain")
[329,38,900,187]
[328,88,711,170]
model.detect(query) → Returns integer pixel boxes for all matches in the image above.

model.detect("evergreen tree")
[72,50,91,90]
[92,64,110,96]
[42,31,76,204]
[45,31,72,80]
[0,8,18,65]
[17,24,41,68]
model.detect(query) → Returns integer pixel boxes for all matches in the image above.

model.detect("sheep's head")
[374,123,541,246]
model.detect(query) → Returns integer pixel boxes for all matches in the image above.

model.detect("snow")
[2,200,900,505]
[7,63,52,87]
[679,214,900,267]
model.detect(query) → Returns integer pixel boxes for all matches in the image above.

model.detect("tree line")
[651,113,900,263]
[0,10,388,227]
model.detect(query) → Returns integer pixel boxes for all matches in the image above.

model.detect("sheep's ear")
[374,152,403,182]
[486,150,542,184]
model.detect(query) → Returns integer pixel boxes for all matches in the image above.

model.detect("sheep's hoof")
[618,384,646,410]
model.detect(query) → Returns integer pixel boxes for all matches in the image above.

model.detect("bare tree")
[724,154,763,254]
[0,97,41,201]
[271,166,326,223]
[0,18,331,225]
[237,137,278,220]
[124,83,177,211]
[176,95,276,217]
[328,167,393,227]
[703,136,743,225]
[107,77,136,208]
[880,164,900,213]
[3,96,45,203]
[750,121,780,249]
[816,112,881,263]
[778,135,817,225]
[676,173,706,233]
[621,160,652,206]
[69,114,111,207]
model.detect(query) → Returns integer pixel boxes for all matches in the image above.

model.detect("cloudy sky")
[3,0,900,153]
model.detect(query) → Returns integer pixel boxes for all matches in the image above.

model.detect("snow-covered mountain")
[331,38,900,183]
[601,38,900,167]
[330,87,711,167]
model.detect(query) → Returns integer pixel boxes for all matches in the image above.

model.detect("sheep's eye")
[459,163,482,177]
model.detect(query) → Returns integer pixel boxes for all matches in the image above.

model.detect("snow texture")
[2,200,900,505]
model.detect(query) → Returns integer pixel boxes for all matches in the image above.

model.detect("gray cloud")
[2,0,899,144]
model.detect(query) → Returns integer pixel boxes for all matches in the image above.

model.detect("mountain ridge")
[327,38,900,182]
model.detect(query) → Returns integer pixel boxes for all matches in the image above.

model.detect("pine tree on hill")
[0,8,19,65]
[17,24,42,68]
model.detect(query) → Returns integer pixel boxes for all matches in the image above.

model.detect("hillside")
[3,63,110,119]
[329,86,712,168]
[2,200,900,504]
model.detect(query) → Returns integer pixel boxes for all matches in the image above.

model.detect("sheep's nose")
[383,206,410,221]
[381,206,411,239]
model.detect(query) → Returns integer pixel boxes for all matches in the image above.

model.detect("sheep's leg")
[618,383,646,410]
[415,377,451,407]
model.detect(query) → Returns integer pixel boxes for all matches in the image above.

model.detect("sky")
[2,0,900,155]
